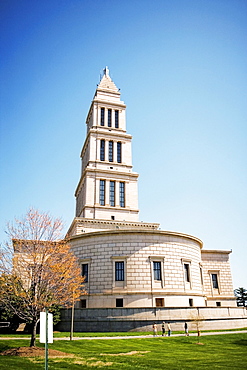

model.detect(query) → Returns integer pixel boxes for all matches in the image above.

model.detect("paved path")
[0,330,246,341]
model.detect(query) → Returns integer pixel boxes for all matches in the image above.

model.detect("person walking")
[162,321,166,336]
[153,322,158,337]
[184,322,189,336]
[167,322,171,336]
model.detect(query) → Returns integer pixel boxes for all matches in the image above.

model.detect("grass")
[1,327,246,338]
[0,332,246,369]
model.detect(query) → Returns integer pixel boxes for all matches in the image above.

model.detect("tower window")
[115,261,124,281]
[211,273,219,289]
[100,180,105,206]
[109,141,113,162]
[115,110,119,128]
[119,182,125,207]
[110,181,115,207]
[100,140,105,161]
[81,263,88,283]
[153,261,161,281]
[184,263,190,283]
[117,142,122,163]
[100,107,105,126]
[189,298,193,307]
[108,109,112,127]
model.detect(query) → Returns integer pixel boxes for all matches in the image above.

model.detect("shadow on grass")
[233,339,247,346]
[0,343,12,352]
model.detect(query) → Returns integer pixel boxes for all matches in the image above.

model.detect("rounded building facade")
[70,229,206,309]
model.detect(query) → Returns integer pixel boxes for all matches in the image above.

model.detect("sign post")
[40,310,53,370]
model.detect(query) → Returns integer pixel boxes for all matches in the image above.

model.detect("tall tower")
[74,67,139,229]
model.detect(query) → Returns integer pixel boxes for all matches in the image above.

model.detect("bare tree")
[0,208,85,346]
[190,309,204,343]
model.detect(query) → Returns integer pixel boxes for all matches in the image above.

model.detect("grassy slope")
[0,333,246,369]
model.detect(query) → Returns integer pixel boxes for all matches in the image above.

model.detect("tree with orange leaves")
[0,208,85,347]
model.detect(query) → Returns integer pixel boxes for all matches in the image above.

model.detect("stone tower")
[68,67,148,236]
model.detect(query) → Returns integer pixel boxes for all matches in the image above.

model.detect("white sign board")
[40,312,53,343]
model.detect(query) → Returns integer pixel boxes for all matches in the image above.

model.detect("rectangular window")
[110,181,115,207]
[82,263,88,283]
[115,261,124,281]
[189,298,193,307]
[116,298,123,307]
[80,299,87,308]
[108,109,112,127]
[184,263,190,282]
[117,142,122,163]
[212,273,219,289]
[100,180,105,206]
[115,110,119,128]
[119,182,125,207]
[100,140,105,161]
[216,301,221,307]
[155,298,164,307]
[153,261,162,280]
[100,107,105,126]
[109,141,113,162]
[200,267,203,286]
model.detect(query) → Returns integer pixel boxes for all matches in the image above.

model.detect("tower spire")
[75,69,139,222]
[103,66,110,77]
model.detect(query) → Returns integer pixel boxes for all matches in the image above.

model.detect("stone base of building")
[55,306,247,332]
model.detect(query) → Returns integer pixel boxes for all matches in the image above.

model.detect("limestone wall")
[201,250,235,306]
[56,306,247,332]
[70,229,210,308]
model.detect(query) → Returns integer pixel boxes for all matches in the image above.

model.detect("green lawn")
[0,333,246,369]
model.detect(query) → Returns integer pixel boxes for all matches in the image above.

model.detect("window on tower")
[119,182,125,207]
[110,181,115,207]
[108,109,112,127]
[109,141,113,162]
[100,180,105,206]
[115,110,119,128]
[100,107,105,126]
[100,140,105,161]
[117,142,122,163]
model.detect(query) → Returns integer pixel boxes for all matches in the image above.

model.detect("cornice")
[75,167,139,196]
[69,227,203,248]
[93,98,126,108]
[202,249,232,255]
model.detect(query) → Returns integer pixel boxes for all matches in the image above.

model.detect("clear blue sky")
[0,0,246,289]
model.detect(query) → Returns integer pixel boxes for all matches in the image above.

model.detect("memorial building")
[67,67,237,312]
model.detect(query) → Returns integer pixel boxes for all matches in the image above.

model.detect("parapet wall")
[56,306,247,332]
